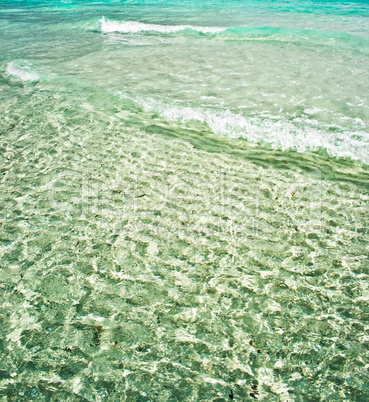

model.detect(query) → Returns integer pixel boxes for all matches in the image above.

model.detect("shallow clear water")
[1,0,369,400]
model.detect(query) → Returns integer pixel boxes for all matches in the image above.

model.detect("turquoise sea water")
[1,0,369,400]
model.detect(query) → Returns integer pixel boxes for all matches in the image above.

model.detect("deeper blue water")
[1,0,369,400]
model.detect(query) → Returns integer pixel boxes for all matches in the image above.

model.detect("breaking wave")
[5,62,40,82]
[99,17,226,34]
[119,93,369,165]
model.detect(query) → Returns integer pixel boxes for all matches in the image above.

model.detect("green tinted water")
[1,1,369,400]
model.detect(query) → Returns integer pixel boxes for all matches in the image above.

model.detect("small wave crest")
[98,19,368,51]
[119,93,369,165]
[5,62,40,82]
[99,17,226,35]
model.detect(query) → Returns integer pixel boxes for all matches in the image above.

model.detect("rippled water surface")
[1,0,369,400]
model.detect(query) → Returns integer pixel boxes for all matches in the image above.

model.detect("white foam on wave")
[99,17,226,34]
[6,62,39,82]
[119,93,369,165]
